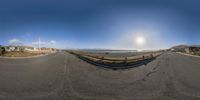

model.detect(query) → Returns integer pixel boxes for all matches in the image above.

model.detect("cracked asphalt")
[0,52,200,100]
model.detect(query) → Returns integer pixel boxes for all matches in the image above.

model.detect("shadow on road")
[76,56,157,70]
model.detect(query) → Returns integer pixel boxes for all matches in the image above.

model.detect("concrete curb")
[0,52,56,59]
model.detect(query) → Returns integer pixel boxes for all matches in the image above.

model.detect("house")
[171,45,188,52]
[3,46,38,52]
[1,45,57,52]
[22,46,35,51]
[4,46,16,52]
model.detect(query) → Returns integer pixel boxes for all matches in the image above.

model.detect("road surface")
[0,52,200,100]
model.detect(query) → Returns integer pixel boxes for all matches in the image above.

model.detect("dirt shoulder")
[0,51,55,58]
[176,52,200,58]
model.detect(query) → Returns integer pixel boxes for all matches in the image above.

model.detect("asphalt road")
[0,52,200,100]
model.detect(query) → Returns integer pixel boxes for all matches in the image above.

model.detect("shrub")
[0,47,5,55]
[193,51,200,56]
[105,52,109,55]
[0,48,2,55]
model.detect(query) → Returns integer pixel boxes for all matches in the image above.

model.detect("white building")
[3,46,38,52]
[4,46,16,52]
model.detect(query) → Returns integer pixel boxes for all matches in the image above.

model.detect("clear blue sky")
[0,0,199,49]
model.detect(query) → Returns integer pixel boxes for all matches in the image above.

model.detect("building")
[22,46,36,51]
[4,46,17,52]
[171,45,188,52]
[0,45,57,52]
[2,46,38,52]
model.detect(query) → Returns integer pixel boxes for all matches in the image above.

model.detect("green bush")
[0,47,5,55]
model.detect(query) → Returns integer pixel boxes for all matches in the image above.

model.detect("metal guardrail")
[69,51,162,64]
[67,51,163,69]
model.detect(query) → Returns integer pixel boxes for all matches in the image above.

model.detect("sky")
[0,0,200,50]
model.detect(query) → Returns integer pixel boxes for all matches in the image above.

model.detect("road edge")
[176,52,200,58]
[0,52,57,59]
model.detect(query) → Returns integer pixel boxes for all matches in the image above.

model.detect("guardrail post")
[150,54,153,58]
[124,57,127,64]
[101,57,104,64]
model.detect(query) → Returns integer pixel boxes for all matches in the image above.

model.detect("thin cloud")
[32,41,46,45]
[8,38,22,45]
[49,40,56,45]
[32,40,57,47]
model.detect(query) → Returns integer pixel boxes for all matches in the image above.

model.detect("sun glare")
[135,36,146,46]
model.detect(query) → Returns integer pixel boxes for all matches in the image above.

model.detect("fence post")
[125,57,127,64]
[101,56,104,63]
[151,54,153,58]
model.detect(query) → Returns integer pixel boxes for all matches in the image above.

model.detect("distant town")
[170,45,200,56]
[0,45,58,57]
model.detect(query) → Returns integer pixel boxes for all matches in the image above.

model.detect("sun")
[135,36,146,46]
